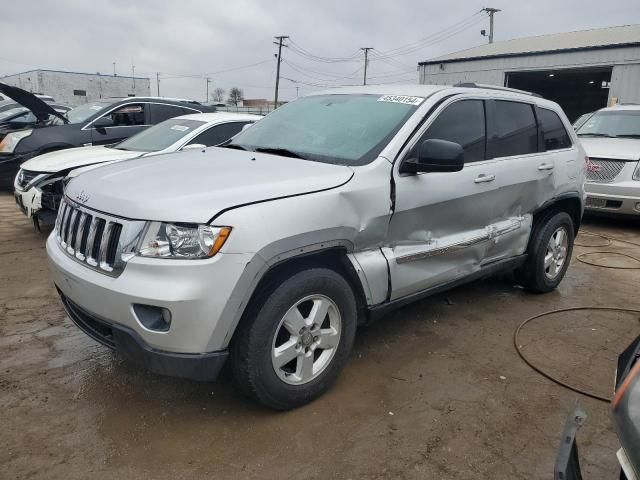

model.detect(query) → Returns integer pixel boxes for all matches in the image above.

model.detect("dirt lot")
[1,191,639,480]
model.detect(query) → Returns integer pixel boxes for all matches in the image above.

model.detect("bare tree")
[211,87,225,103]
[227,87,244,106]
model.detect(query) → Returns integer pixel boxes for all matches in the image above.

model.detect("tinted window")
[189,122,251,146]
[100,103,146,127]
[539,108,572,150]
[149,103,197,124]
[492,101,538,157]
[419,100,486,163]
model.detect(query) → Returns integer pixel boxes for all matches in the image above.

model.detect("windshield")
[114,118,206,152]
[0,107,29,122]
[577,110,640,137]
[60,102,110,125]
[228,94,422,165]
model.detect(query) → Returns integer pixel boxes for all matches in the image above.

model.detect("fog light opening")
[133,304,172,332]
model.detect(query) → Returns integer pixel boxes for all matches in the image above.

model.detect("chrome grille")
[586,158,626,183]
[17,169,42,189]
[54,198,146,277]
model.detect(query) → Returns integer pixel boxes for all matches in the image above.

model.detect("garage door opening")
[506,67,612,122]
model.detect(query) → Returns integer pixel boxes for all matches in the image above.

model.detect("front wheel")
[516,211,575,293]
[230,268,357,410]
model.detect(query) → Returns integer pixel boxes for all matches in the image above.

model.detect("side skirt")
[366,254,527,323]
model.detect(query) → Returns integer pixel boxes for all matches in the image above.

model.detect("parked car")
[576,105,640,217]
[14,112,261,226]
[0,103,71,141]
[0,86,213,189]
[555,335,639,479]
[47,84,585,409]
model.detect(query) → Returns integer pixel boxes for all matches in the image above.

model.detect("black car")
[0,83,213,189]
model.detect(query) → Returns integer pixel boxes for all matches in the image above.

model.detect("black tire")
[230,267,357,410]
[516,211,575,293]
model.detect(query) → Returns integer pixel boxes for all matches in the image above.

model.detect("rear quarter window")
[539,108,572,150]
[491,100,538,157]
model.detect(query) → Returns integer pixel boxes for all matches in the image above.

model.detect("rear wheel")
[516,211,574,293]
[230,268,357,410]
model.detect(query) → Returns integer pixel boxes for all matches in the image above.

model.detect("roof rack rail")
[454,82,543,98]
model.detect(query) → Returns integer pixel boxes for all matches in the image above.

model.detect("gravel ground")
[1,191,639,479]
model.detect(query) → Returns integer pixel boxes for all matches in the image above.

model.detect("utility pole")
[482,8,501,44]
[113,62,116,76]
[361,47,373,85]
[273,35,289,108]
[132,64,135,91]
[296,86,300,98]
[156,72,160,97]
[206,77,211,102]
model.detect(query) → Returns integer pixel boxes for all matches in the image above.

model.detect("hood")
[65,147,354,223]
[20,146,143,173]
[0,82,68,124]
[580,137,640,161]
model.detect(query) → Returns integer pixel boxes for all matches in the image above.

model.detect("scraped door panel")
[385,162,498,300]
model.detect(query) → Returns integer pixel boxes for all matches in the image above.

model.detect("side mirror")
[92,116,113,129]
[402,139,464,174]
[182,143,206,151]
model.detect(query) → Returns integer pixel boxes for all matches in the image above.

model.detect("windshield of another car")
[0,107,29,122]
[577,110,640,137]
[113,118,206,152]
[61,102,111,124]
[228,94,422,165]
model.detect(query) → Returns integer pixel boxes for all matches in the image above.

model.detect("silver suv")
[47,84,585,409]
[576,105,640,216]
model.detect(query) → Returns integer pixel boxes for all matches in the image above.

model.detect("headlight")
[0,129,33,153]
[136,222,231,259]
[633,161,640,181]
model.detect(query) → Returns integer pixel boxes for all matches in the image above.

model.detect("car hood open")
[580,137,640,161]
[64,147,354,223]
[20,146,144,173]
[0,82,67,124]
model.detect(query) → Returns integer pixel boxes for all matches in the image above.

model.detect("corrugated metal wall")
[419,45,640,103]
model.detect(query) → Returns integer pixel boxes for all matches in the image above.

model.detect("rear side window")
[189,122,251,146]
[149,103,198,124]
[492,101,538,157]
[539,108,572,150]
[420,100,486,163]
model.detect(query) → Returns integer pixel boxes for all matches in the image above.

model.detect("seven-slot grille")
[586,158,626,183]
[55,199,124,275]
[17,169,41,189]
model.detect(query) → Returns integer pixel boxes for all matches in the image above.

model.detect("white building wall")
[1,70,150,106]
[419,45,640,104]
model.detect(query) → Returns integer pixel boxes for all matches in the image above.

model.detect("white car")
[576,105,640,216]
[14,112,261,226]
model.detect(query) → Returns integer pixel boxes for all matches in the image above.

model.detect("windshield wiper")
[615,134,640,139]
[254,147,307,159]
[219,142,249,151]
[578,133,617,138]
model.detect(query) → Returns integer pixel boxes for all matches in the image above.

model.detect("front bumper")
[47,232,255,359]
[584,181,640,216]
[57,288,228,382]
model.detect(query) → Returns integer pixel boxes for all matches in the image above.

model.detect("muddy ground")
[1,191,639,479]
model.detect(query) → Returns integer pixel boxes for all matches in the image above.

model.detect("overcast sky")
[1,0,639,103]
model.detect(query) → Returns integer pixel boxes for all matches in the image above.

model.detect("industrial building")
[418,24,640,121]
[1,69,150,106]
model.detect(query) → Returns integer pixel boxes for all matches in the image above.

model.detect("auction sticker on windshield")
[170,125,190,132]
[377,95,424,106]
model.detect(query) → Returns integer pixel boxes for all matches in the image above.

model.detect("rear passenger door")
[483,99,550,262]
[148,103,200,124]
[386,98,500,300]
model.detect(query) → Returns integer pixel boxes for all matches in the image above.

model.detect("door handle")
[474,174,496,184]
[538,163,554,171]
